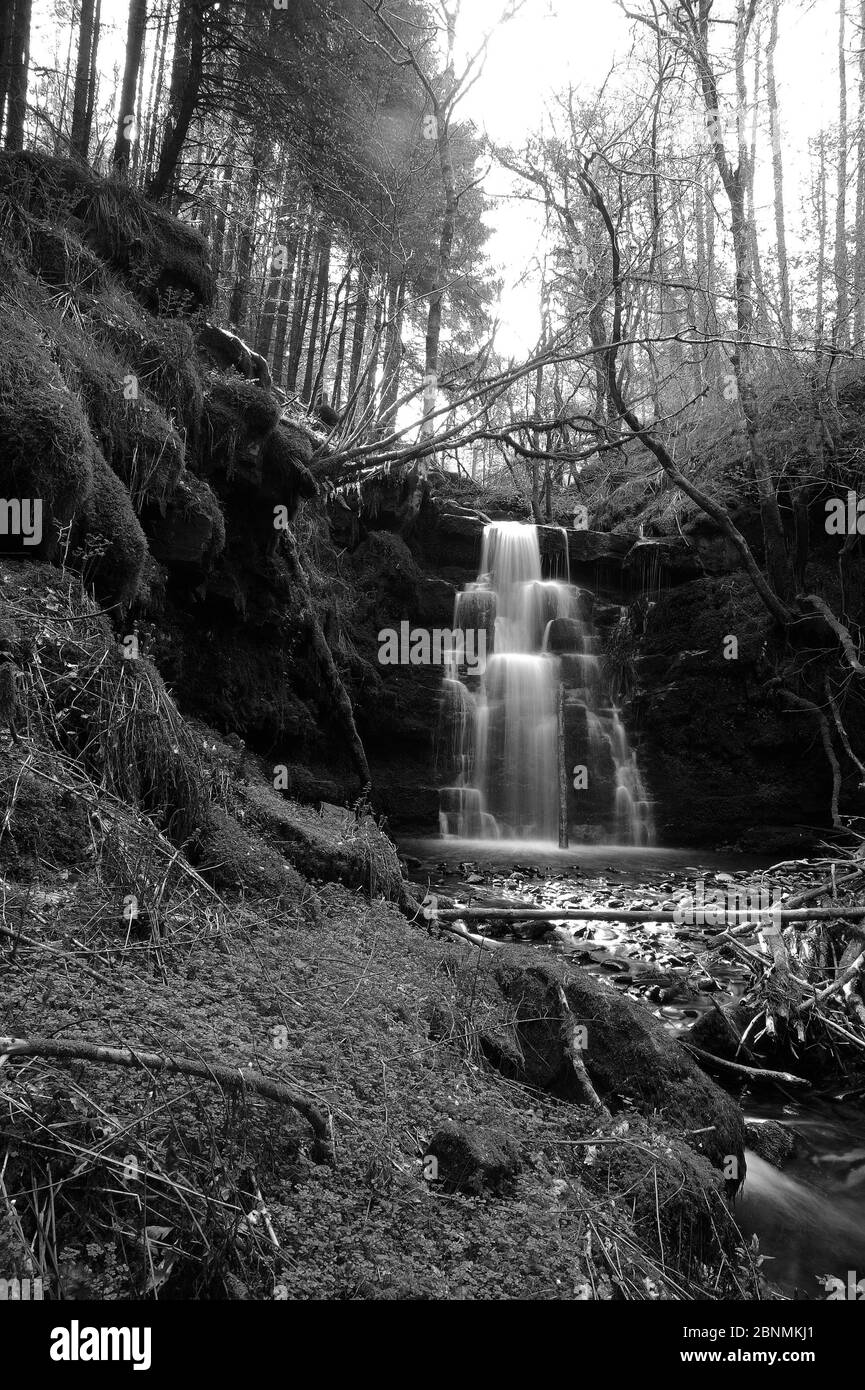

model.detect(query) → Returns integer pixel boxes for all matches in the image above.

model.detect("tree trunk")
[0,0,14,139]
[69,0,98,158]
[227,140,262,335]
[141,0,171,182]
[4,0,33,152]
[358,279,384,426]
[301,231,330,403]
[256,175,296,358]
[855,0,865,347]
[695,0,795,602]
[836,0,849,348]
[54,13,75,153]
[271,213,303,385]
[419,103,457,453]
[816,131,828,361]
[377,266,406,434]
[767,0,792,340]
[332,259,353,407]
[112,0,147,175]
[131,4,149,180]
[147,0,205,202]
[285,220,316,392]
[346,262,370,405]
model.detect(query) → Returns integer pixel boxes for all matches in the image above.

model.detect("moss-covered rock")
[0,303,95,558]
[78,450,147,611]
[427,1121,522,1194]
[195,805,312,908]
[485,958,746,1176]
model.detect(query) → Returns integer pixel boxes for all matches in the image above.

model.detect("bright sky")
[452,0,859,357]
[28,0,861,365]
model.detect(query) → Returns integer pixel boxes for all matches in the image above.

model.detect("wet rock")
[426,1121,522,1194]
[745,1119,797,1168]
[484,958,745,1174]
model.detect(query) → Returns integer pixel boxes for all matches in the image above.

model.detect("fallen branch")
[0,1035,332,1158]
[0,924,123,991]
[678,1040,810,1087]
[556,985,609,1115]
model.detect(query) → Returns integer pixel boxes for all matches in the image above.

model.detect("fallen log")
[433,905,865,925]
[0,1035,332,1158]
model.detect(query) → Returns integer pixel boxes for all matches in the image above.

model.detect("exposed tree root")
[0,1035,333,1159]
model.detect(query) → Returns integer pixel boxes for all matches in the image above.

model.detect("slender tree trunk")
[70,0,97,157]
[54,14,75,153]
[358,278,384,425]
[816,131,829,362]
[332,259,353,406]
[695,0,794,601]
[767,0,792,340]
[836,0,849,348]
[131,6,149,179]
[745,29,766,341]
[141,0,171,181]
[302,230,330,403]
[4,0,33,152]
[346,263,369,404]
[285,220,316,392]
[311,267,348,408]
[147,0,205,202]
[854,0,865,347]
[227,140,262,335]
[112,0,147,175]
[0,0,14,139]
[419,103,457,451]
[256,175,296,358]
[377,266,406,433]
[271,213,303,384]
[83,0,101,154]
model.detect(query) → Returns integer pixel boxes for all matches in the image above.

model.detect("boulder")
[745,1119,797,1168]
[426,1121,522,1194]
[483,958,745,1175]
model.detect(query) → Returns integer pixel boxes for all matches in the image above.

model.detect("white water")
[437,521,654,845]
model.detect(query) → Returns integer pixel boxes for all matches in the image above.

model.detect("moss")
[61,333,185,509]
[0,152,214,313]
[78,450,147,611]
[146,472,225,571]
[0,302,95,556]
[200,376,281,479]
[196,805,312,907]
[24,216,104,293]
[261,426,318,508]
[0,766,91,872]
[241,778,404,900]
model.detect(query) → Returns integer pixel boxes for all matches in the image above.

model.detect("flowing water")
[436,521,654,845]
[424,521,865,1297]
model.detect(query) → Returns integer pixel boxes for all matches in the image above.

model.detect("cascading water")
[437,520,654,845]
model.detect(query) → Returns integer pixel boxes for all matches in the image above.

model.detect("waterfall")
[437,520,654,845]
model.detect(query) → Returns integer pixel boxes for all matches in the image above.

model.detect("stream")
[400,836,865,1300]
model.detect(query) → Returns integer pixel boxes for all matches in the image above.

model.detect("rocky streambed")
[401,838,865,1299]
